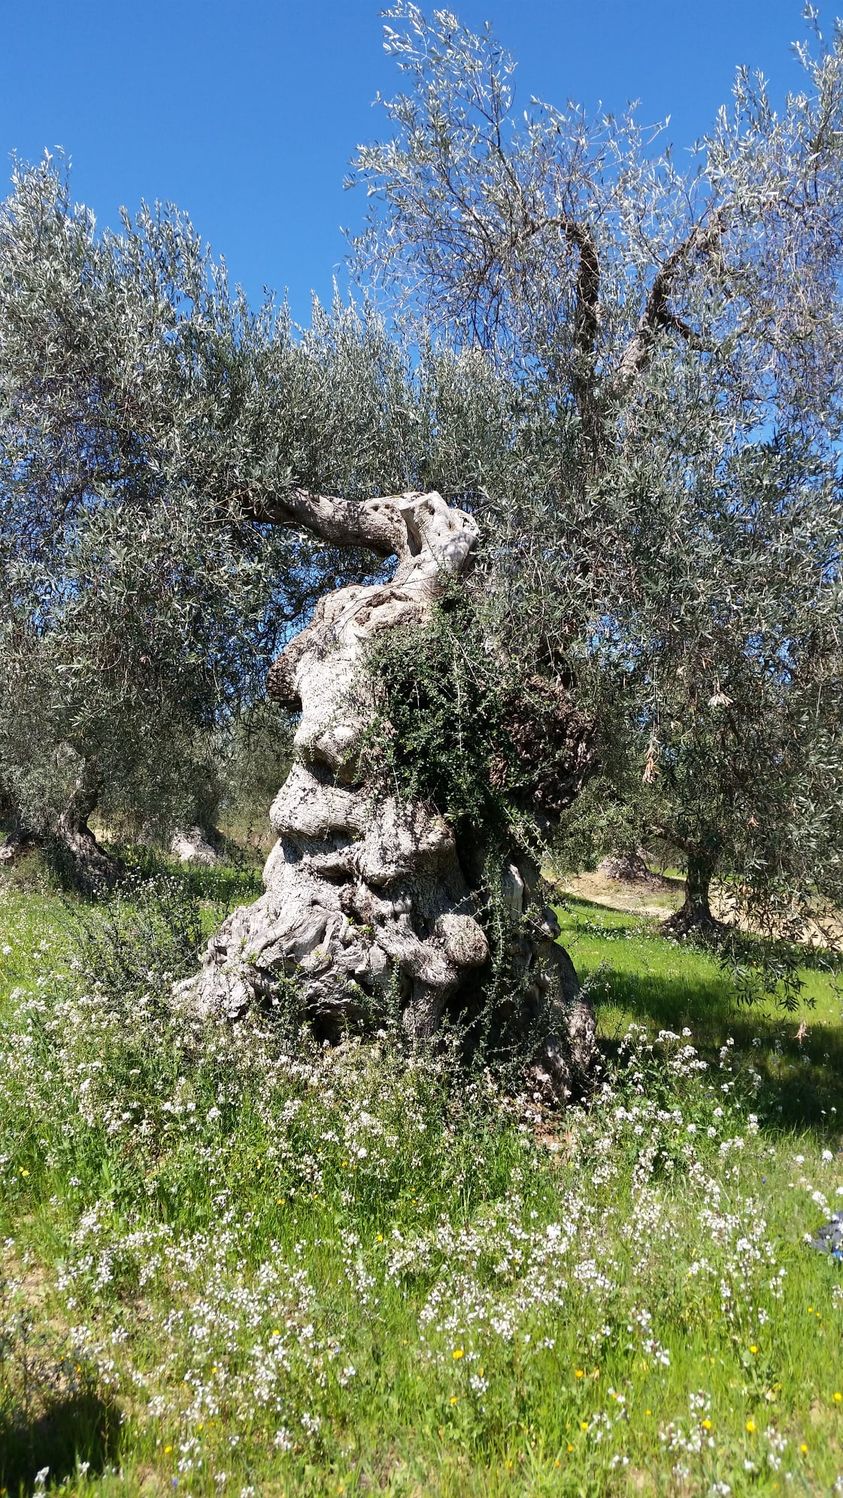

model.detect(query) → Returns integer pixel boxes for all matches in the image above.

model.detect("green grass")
[557,895,843,1135]
[0,871,841,1495]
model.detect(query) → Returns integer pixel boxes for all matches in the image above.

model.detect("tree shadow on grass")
[590,965,843,1137]
[0,1391,120,1494]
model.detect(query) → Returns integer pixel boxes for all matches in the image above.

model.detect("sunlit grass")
[557,895,843,1135]
[0,871,841,1495]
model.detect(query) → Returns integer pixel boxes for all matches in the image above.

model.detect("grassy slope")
[557,894,843,1134]
[0,865,841,1496]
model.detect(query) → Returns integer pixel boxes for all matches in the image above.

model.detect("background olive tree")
[0,158,518,883]
[352,3,843,942]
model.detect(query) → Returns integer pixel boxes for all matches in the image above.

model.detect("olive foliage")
[0,158,515,856]
[354,4,843,938]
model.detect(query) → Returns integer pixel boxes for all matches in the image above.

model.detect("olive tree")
[351,4,843,941]
[4,0,842,1087]
[1,158,595,1089]
[0,159,458,878]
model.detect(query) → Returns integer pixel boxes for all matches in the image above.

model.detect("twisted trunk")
[663,845,723,938]
[51,761,121,892]
[1,766,119,889]
[598,848,666,888]
[179,490,596,1099]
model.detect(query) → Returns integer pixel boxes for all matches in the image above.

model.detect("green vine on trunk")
[360,589,596,855]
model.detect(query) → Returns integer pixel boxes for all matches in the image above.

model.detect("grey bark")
[663,845,723,938]
[598,849,667,888]
[178,490,596,1098]
[170,827,220,866]
[0,824,32,867]
[51,762,121,892]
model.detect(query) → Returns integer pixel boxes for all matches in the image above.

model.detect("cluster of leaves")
[362,588,595,854]
[0,160,521,853]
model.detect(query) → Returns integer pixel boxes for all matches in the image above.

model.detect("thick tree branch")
[242,488,480,597]
[566,221,601,443]
[647,821,695,856]
[565,220,600,374]
[524,214,600,435]
[619,213,725,381]
[241,487,410,560]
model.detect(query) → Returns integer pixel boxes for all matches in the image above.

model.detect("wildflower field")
[0,866,841,1495]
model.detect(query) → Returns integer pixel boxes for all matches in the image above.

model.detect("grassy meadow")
[0,855,841,1496]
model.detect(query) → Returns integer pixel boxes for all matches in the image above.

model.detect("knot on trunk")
[492,675,597,817]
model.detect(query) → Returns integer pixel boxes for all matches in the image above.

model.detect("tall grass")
[0,877,840,1495]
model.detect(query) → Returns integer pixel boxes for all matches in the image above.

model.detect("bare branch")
[619,213,725,381]
[241,487,410,559]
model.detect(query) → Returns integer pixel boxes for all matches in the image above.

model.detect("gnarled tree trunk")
[178,490,596,1099]
[663,844,723,938]
[51,759,121,893]
[1,761,119,889]
[598,848,666,888]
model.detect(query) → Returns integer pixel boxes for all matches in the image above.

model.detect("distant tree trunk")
[178,489,597,1101]
[0,805,33,867]
[663,844,723,938]
[50,760,121,892]
[598,848,666,887]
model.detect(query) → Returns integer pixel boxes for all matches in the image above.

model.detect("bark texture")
[171,827,220,866]
[51,765,121,892]
[663,846,724,938]
[178,490,596,1097]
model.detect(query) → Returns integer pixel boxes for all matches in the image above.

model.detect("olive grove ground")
[0,850,841,1496]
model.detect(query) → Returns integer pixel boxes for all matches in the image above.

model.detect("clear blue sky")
[3,0,809,323]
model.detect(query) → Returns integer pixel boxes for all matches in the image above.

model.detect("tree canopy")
[0,158,515,864]
[0,6,841,964]
[352,3,843,940]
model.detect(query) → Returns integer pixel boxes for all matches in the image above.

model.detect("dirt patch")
[551,869,683,920]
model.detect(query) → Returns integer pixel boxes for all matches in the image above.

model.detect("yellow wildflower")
[452,1347,464,1360]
